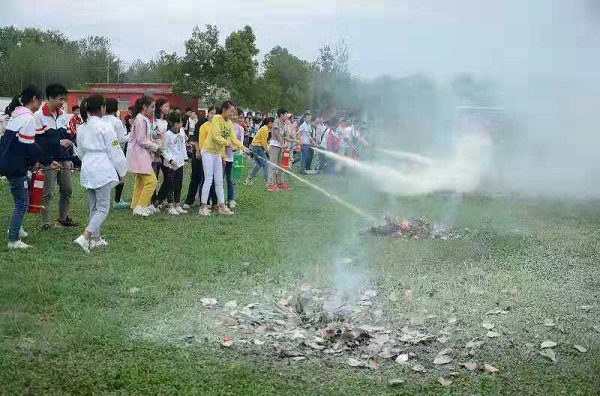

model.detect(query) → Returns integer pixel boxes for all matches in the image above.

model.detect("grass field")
[0,164,599,395]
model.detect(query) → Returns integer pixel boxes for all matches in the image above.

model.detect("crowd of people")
[0,83,368,251]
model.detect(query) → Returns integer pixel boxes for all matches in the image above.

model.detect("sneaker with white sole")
[229,200,237,209]
[8,240,30,250]
[176,206,188,214]
[90,238,108,249]
[182,204,191,210]
[168,207,180,215]
[199,205,211,216]
[6,227,28,239]
[74,235,91,253]
[244,179,253,186]
[133,206,150,217]
[217,205,234,215]
[147,205,159,214]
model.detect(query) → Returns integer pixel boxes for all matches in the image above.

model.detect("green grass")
[0,167,599,395]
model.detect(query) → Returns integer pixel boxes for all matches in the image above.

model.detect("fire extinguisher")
[232,151,244,180]
[281,148,291,171]
[28,171,45,214]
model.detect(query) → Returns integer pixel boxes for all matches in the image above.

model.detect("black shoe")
[57,217,78,227]
[41,224,51,232]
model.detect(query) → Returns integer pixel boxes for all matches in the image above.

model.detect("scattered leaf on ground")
[448,317,457,324]
[127,287,140,294]
[224,300,238,310]
[363,290,378,298]
[484,364,499,373]
[201,298,218,307]
[402,290,413,301]
[482,322,495,330]
[388,292,398,302]
[573,345,587,353]
[221,337,234,347]
[460,361,477,371]
[412,364,426,372]
[291,356,306,362]
[253,339,265,346]
[539,349,556,362]
[593,325,600,333]
[438,377,453,386]
[469,286,485,295]
[388,379,404,386]
[540,340,557,349]
[437,336,448,344]
[543,319,556,327]
[433,355,453,365]
[578,305,593,311]
[487,331,501,338]
[395,353,409,364]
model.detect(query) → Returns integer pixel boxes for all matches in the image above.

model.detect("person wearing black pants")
[183,118,205,208]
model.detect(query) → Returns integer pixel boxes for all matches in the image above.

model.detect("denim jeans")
[248,146,268,182]
[224,161,236,202]
[300,144,313,172]
[8,176,29,242]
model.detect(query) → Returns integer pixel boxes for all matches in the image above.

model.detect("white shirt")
[76,116,127,189]
[299,122,313,145]
[102,114,128,145]
[162,129,187,168]
[269,118,285,148]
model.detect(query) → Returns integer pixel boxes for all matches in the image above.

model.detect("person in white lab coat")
[102,98,130,209]
[73,94,127,253]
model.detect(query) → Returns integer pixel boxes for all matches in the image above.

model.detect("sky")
[3,0,599,81]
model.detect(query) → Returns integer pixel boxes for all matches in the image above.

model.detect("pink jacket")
[126,114,159,175]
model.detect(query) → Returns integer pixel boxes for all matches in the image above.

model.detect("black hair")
[207,106,215,114]
[80,94,105,123]
[238,109,244,116]
[132,96,154,118]
[218,100,236,115]
[105,98,119,115]
[185,108,192,113]
[277,108,288,118]
[168,112,182,126]
[4,85,43,116]
[72,105,80,112]
[45,83,68,99]
[154,97,169,120]
[260,117,275,128]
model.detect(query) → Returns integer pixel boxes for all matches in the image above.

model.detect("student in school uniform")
[244,117,273,185]
[157,112,188,215]
[126,96,160,217]
[149,98,170,213]
[223,108,246,209]
[34,83,78,230]
[73,94,127,253]
[199,101,250,216]
[0,85,59,249]
[102,98,130,208]
[182,107,212,209]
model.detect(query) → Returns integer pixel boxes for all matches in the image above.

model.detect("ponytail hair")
[260,117,275,128]
[80,94,105,123]
[132,95,154,118]
[5,85,43,116]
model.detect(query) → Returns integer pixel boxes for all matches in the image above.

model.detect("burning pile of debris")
[364,216,469,240]
[198,283,454,371]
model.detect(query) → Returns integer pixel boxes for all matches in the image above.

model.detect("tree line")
[0,25,496,120]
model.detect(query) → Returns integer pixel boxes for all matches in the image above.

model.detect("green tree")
[221,26,259,106]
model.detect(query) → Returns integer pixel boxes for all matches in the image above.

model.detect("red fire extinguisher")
[281,148,291,171]
[28,171,45,214]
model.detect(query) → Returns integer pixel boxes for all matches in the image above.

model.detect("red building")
[67,83,198,118]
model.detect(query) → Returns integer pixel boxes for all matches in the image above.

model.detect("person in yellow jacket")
[244,117,273,185]
[199,101,249,216]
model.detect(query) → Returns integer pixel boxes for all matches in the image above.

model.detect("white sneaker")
[176,206,188,214]
[6,227,28,239]
[8,240,30,250]
[133,206,150,217]
[244,179,253,186]
[199,205,211,216]
[74,235,91,253]
[148,204,159,214]
[90,238,108,249]
[168,207,180,215]
[182,204,191,210]
[217,205,235,216]
[229,200,237,209]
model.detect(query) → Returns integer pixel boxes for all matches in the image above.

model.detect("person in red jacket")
[67,105,83,137]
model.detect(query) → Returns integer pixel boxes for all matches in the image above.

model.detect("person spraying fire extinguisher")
[0,85,59,250]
